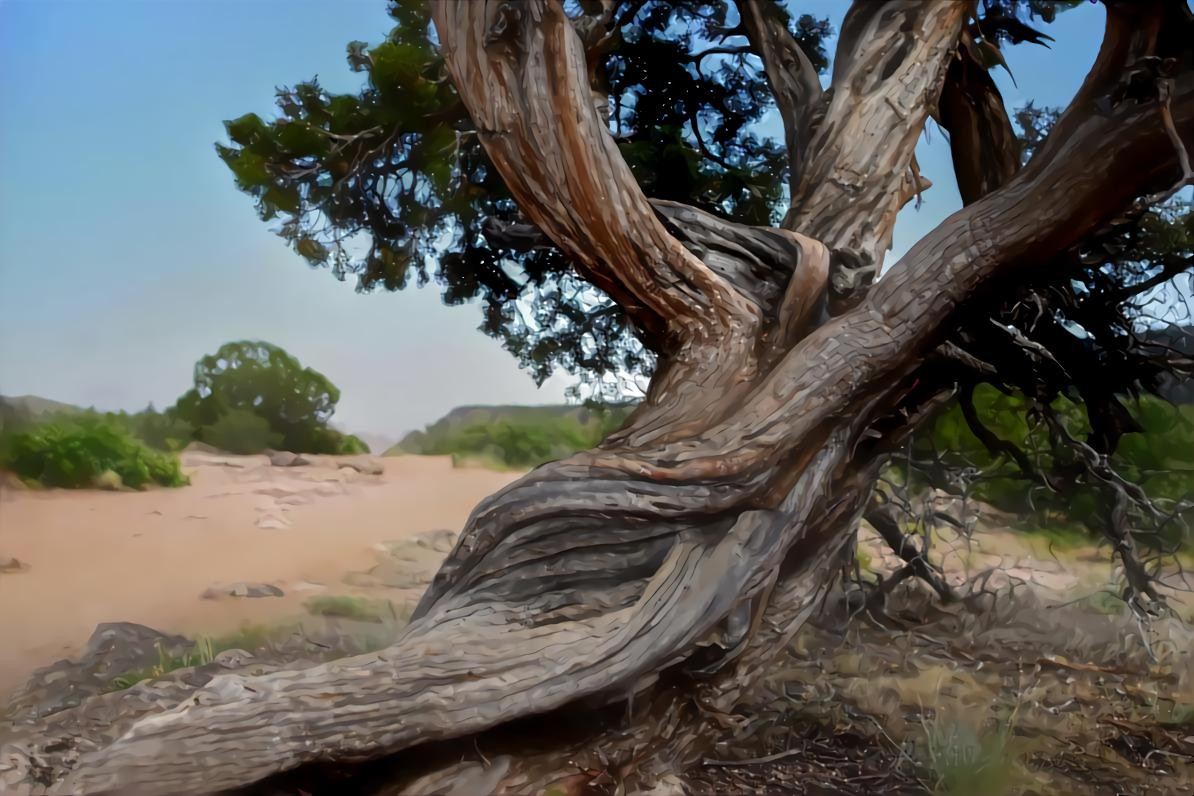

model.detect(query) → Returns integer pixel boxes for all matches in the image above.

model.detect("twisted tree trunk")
[5,1,1192,794]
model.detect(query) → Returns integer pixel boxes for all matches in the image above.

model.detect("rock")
[0,556,28,573]
[255,514,291,530]
[267,450,309,467]
[411,528,457,554]
[213,648,254,668]
[359,558,434,589]
[254,486,299,499]
[0,471,30,491]
[341,571,381,587]
[4,623,192,721]
[334,456,385,475]
[200,582,284,599]
[291,580,326,592]
[92,469,124,491]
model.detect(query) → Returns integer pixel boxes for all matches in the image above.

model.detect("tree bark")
[5,2,1193,794]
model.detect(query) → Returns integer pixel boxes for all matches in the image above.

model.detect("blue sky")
[0,0,1106,437]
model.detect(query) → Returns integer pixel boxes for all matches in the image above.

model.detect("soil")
[0,451,517,694]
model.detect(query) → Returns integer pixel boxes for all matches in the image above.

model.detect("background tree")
[14,1,1194,793]
[171,340,367,454]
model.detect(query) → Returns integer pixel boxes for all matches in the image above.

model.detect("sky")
[0,0,1107,438]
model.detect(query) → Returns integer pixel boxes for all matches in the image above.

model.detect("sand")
[0,453,519,694]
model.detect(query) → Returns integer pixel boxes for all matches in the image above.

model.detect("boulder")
[4,623,192,721]
[200,582,284,599]
[266,450,309,468]
[411,528,457,554]
[0,556,28,573]
[333,456,385,476]
[213,649,255,669]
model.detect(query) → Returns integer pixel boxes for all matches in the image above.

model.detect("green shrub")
[113,406,195,451]
[917,386,1194,550]
[918,713,1029,796]
[172,340,356,454]
[396,404,634,469]
[0,417,187,489]
[304,595,396,623]
[336,433,370,454]
[198,409,282,455]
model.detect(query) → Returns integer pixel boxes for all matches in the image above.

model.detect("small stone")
[256,514,291,530]
[333,457,384,475]
[267,450,309,467]
[201,582,284,599]
[0,556,27,573]
[412,528,457,554]
[93,469,124,491]
[213,648,254,668]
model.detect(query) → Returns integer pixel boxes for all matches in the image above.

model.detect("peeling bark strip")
[7,2,1194,794]
[785,1,966,309]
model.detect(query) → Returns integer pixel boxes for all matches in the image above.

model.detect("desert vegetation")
[0,416,187,490]
[0,340,367,488]
[391,403,633,468]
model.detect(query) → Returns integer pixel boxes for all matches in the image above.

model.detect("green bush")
[918,385,1194,549]
[198,409,282,455]
[113,406,195,452]
[171,340,364,454]
[400,405,633,469]
[0,417,188,489]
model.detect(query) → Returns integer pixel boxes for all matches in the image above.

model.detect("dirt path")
[0,453,518,694]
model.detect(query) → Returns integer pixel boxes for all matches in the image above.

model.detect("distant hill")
[350,432,399,456]
[387,403,636,468]
[0,394,84,430]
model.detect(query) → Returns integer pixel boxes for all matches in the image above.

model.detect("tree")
[170,340,365,454]
[11,1,1194,793]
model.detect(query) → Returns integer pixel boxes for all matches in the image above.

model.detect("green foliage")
[109,405,195,452]
[170,340,362,454]
[919,386,1194,549]
[0,416,187,489]
[304,595,396,623]
[108,637,217,691]
[918,712,1029,796]
[197,409,282,455]
[216,0,832,397]
[394,404,633,469]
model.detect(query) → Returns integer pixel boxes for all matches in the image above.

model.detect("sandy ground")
[0,452,519,694]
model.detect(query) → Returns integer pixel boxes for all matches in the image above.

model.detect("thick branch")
[434,0,762,350]
[785,0,967,312]
[737,0,824,195]
[937,43,1020,205]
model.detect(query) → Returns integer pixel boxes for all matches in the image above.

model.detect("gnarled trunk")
[6,1,1193,794]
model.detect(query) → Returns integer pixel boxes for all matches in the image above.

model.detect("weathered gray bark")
[5,1,1193,794]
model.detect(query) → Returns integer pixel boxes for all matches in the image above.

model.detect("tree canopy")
[217,0,839,396]
[171,340,366,454]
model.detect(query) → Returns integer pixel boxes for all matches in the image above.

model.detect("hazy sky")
[0,0,1105,437]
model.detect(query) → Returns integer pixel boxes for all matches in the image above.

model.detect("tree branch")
[937,41,1020,205]
[736,0,824,196]
[784,0,968,313]
[434,0,763,352]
